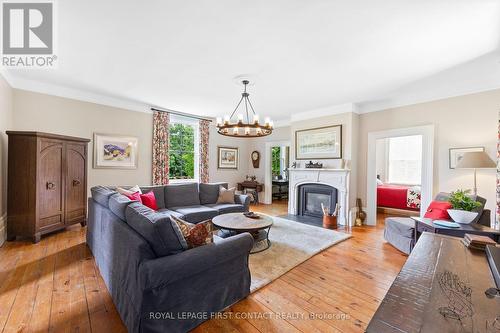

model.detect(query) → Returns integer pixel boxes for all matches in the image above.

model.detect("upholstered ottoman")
[384,217,416,255]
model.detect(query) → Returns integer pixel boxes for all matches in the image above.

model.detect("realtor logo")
[2,1,56,67]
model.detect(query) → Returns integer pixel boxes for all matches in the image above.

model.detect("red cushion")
[124,191,142,203]
[424,201,452,220]
[140,191,158,210]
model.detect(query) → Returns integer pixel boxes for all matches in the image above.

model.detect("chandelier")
[216,80,273,137]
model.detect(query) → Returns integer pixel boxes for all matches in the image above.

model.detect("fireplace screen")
[298,183,338,218]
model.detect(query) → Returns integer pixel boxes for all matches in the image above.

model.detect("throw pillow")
[124,191,142,203]
[424,201,452,220]
[170,215,213,249]
[140,191,158,210]
[217,186,235,204]
[117,185,142,196]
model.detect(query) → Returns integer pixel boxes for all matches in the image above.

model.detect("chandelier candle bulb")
[264,117,270,126]
[216,117,222,126]
[253,114,259,124]
[233,127,239,135]
[224,115,230,125]
[237,114,243,122]
[245,127,250,135]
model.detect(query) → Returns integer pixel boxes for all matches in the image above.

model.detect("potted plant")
[447,189,482,224]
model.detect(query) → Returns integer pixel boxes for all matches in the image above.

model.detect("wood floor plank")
[0,202,406,333]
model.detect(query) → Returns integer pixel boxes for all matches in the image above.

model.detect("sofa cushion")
[205,203,245,214]
[157,208,185,219]
[385,217,415,238]
[171,215,213,249]
[199,182,228,205]
[164,183,200,208]
[108,193,137,220]
[217,187,236,204]
[170,205,218,223]
[139,186,167,209]
[125,202,185,257]
[91,186,116,208]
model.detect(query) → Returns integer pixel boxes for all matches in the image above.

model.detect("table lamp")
[455,151,496,196]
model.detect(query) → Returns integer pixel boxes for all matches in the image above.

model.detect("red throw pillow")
[140,191,158,210]
[424,201,452,220]
[124,191,142,203]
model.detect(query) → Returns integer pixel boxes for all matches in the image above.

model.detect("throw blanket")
[407,186,421,209]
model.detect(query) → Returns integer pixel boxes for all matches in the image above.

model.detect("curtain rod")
[150,107,213,122]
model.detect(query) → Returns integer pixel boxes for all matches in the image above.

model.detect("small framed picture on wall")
[449,147,484,169]
[217,146,238,169]
[93,133,138,169]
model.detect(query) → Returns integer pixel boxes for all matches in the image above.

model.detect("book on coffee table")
[462,233,497,250]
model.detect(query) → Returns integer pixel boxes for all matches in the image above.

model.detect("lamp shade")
[455,151,496,169]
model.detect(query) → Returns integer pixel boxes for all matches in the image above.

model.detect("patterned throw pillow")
[170,215,213,249]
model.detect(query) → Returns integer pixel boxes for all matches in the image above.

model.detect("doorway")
[264,141,290,205]
[366,125,434,226]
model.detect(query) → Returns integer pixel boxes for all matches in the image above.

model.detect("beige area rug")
[248,216,351,292]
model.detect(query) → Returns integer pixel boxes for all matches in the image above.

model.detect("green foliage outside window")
[169,123,195,179]
[271,146,281,177]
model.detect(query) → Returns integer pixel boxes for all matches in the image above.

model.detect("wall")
[246,126,291,202]
[0,75,13,246]
[208,123,250,188]
[375,138,388,182]
[290,112,359,209]
[357,89,500,222]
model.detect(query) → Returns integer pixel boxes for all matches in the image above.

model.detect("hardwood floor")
[0,204,407,333]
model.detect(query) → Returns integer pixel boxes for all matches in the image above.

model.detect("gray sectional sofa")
[87,182,253,333]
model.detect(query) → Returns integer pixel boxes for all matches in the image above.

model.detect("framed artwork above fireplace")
[295,125,342,160]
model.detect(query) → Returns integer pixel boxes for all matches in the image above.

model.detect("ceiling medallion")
[216,80,273,138]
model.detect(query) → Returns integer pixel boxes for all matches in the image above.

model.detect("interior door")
[65,143,87,224]
[39,139,65,230]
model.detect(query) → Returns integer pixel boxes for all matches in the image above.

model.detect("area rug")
[248,216,351,292]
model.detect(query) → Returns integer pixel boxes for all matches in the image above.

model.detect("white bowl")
[447,209,478,224]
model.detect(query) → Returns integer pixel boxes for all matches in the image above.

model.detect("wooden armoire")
[6,131,90,243]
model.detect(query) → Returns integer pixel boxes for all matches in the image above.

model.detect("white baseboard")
[0,213,6,247]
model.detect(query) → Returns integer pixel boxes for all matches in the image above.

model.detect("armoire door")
[38,139,65,230]
[65,143,87,224]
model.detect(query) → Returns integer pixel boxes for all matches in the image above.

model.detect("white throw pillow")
[116,185,142,195]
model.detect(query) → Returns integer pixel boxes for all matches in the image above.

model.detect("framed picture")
[449,147,484,169]
[218,146,238,169]
[93,133,138,169]
[295,125,342,160]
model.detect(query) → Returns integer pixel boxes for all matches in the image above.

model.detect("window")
[387,135,422,185]
[169,117,199,181]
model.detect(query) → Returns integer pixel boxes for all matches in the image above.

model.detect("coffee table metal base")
[218,227,272,254]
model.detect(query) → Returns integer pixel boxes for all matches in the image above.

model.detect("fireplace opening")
[298,183,338,218]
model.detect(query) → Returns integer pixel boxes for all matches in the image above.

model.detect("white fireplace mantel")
[288,168,350,225]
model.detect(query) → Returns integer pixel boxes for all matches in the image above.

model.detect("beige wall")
[13,89,154,191]
[0,75,13,245]
[357,89,500,221]
[290,112,359,208]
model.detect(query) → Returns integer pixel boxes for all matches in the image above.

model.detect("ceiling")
[4,0,500,121]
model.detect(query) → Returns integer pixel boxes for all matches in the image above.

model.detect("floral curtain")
[152,111,170,185]
[496,111,500,230]
[199,119,210,183]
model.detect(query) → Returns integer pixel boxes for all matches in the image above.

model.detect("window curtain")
[152,111,170,185]
[199,119,210,183]
[496,111,500,230]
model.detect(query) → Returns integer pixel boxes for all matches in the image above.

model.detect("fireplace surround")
[288,168,350,225]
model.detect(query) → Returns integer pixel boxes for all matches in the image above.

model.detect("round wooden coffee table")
[212,213,273,254]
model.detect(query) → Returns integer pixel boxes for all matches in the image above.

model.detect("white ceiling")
[3,0,500,121]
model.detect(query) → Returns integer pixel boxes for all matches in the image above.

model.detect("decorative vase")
[447,209,478,224]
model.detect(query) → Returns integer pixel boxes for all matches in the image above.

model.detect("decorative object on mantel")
[322,203,339,229]
[455,151,495,196]
[295,125,342,159]
[355,198,366,226]
[216,80,273,137]
[305,161,323,169]
[217,146,239,169]
[251,150,260,168]
[291,161,297,168]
